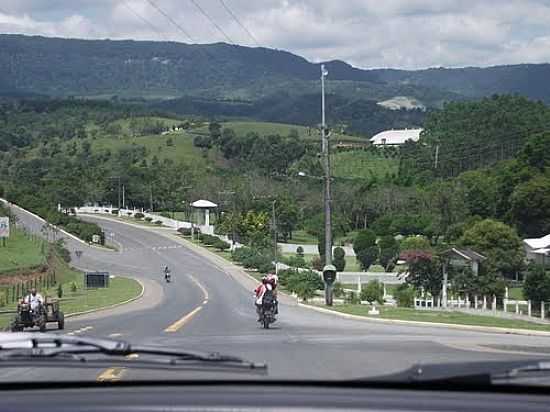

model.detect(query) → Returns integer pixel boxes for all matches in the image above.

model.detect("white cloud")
[2,0,550,69]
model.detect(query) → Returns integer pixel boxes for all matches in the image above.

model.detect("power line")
[145,0,195,42]
[189,0,234,44]
[217,0,260,46]
[122,0,167,40]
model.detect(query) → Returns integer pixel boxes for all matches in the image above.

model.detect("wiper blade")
[0,334,267,373]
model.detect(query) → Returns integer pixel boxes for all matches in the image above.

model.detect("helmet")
[30,288,37,295]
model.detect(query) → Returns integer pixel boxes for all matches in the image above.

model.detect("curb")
[298,303,550,337]
[65,278,145,319]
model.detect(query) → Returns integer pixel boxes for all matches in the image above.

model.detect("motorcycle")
[258,291,277,329]
[164,271,171,283]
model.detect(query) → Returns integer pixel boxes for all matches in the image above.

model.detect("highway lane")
[4,206,550,381]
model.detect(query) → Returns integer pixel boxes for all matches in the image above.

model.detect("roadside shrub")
[345,291,360,304]
[360,280,384,304]
[111,209,119,215]
[70,282,78,293]
[144,217,153,222]
[285,255,307,268]
[394,283,415,308]
[311,256,323,271]
[296,246,304,257]
[127,212,132,216]
[232,246,255,263]
[154,220,162,225]
[214,239,231,252]
[160,212,171,218]
[333,282,345,298]
[333,247,346,272]
[200,234,217,246]
[134,212,145,219]
[57,284,63,298]
[177,227,192,236]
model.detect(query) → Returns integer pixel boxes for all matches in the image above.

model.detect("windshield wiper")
[362,359,550,387]
[0,334,267,374]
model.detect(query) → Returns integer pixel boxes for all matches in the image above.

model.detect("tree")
[360,280,384,304]
[394,283,415,307]
[510,175,550,237]
[353,229,377,271]
[353,229,376,255]
[399,236,431,252]
[208,121,222,144]
[524,265,550,309]
[405,253,443,303]
[460,219,525,279]
[457,170,497,218]
[356,246,378,271]
[333,247,346,271]
[378,235,399,271]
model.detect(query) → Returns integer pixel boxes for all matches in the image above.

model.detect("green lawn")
[322,305,550,332]
[0,229,46,274]
[332,150,399,180]
[508,287,524,300]
[287,230,318,245]
[192,121,365,143]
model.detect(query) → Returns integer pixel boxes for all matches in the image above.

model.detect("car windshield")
[0,0,550,386]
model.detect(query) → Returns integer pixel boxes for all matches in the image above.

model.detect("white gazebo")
[190,199,218,233]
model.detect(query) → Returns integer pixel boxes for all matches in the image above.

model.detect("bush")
[154,220,162,225]
[177,227,192,236]
[200,234,217,246]
[285,255,307,268]
[57,284,63,298]
[111,209,119,215]
[345,291,360,304]
[356,246,379,271]
[144,217,153,222]
[360,280,384,304]
[160,212,171,218]
[311,256,323,271]
[333,281,345,298]
[333,247,346,272]
[214,239,231,252]
[70,282,78,293]
[394,284,415,307]
[281,269,324,301]
[134,212,145,219]
[353,229,376,255]
[232,246,255,263]
[296,246,304,257]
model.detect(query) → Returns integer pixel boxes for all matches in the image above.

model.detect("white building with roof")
[370,128,423,146]
[524,234,550,266]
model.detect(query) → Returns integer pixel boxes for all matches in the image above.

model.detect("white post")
[505,287,509,299]
[528,300,532,317]
[466,295,470,308]
[503,297,508,312]
[474,295,478,309]
[357,277,362,293]
[205,209,210,227]
[542,302,545,320]
[482,295,487,310]
[383,283,387,298]
[492,295,497,312]
[515,302,519,314]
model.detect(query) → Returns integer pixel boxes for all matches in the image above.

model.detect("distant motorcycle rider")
[163,265,171,282]
[265,272,279,314]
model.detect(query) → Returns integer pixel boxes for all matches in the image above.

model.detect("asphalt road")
[5,205,550,382]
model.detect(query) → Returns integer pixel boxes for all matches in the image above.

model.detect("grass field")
[193,121,366,143]
[90,132,210,171]
[0,229,46,274]
[332,150,399,180]
[322,305,550,332]
[508,287,524,300]
[287,230,318,245]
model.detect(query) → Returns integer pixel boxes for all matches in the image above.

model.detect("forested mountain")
[2,34,550,106]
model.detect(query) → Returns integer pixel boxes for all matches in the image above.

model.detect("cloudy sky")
[1,0,550,70]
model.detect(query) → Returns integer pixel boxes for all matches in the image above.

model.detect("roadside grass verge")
[0,229,46,273]
[316,305,550,332]
[332,151,399,180]
[0,250,142,329]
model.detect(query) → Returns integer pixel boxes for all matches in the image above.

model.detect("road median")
[300,303,550,337]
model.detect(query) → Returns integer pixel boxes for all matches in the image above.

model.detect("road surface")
[4,205,550,382]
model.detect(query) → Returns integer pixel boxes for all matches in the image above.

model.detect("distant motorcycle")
[163,267,171,283]
[259,290,276,329]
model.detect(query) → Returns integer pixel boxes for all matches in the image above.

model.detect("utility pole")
[321,64,334,306]
[434,144,440,169]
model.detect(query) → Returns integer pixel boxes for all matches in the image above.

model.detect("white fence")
[74,206,216,235]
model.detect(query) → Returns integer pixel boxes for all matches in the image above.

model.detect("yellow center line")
[164,305,203,333]
[96,367,126,382]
